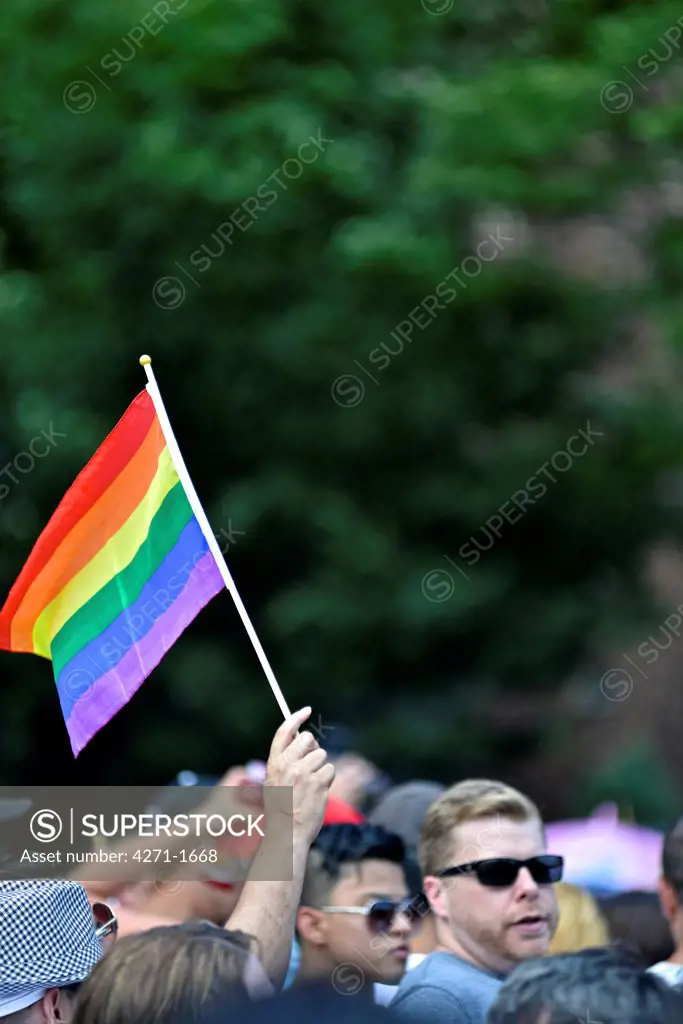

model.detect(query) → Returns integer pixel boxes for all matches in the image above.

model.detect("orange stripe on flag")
[0,393,166,651]
[10,418,166,652]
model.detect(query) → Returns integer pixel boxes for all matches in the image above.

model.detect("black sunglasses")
[438,855,563,888]
[321,896,425,935]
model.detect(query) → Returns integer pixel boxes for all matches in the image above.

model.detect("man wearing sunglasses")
[0,879,116,1023]
[390,779,562,1024]
[295,824,420,994]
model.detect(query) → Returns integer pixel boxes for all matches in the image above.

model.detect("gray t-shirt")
[389,951,504,1024]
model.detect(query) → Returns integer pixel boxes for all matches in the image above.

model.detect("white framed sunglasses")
[321,897,423,935]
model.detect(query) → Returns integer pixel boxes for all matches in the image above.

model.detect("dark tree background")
[2,0,683,826]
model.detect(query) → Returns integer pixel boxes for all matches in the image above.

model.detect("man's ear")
[658,876,679,925]
[423,875,450,921]
[40,988,72,1024]
[297,906,328,947]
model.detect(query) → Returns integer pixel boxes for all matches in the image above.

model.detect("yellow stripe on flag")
[32,448,178,656]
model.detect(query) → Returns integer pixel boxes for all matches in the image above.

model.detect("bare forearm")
[228,835,309,990]
[227,705,335,990]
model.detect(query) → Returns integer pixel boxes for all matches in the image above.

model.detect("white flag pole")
[139,354,292,721]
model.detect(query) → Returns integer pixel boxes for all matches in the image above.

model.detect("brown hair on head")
[72,922,256,1024]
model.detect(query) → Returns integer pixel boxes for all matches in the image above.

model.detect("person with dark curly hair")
[295,824,423,995]
[487,947,683,1024]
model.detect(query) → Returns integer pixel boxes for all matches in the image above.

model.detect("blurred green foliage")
[581,743,679,830]
[2,0,683,812]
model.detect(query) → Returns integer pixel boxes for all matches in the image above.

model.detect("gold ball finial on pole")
[139,354,152,366]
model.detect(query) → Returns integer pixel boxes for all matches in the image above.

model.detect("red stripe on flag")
[0,390,155,649]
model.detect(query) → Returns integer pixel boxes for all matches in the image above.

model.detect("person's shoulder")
[390,983,467,1021]
[390,952,504,1021]
[395,952,456,982]
[390,956,470,1019]
[398,951,496,987]
[648,961,683,986]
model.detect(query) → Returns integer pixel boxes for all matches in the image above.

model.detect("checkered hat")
[0,880,103,1017]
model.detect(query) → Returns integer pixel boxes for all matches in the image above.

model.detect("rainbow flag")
[0,389,224,755]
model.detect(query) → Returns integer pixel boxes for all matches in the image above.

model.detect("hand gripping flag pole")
[139,354,292,721]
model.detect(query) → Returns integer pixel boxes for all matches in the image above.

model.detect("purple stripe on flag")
[65,551,223,756]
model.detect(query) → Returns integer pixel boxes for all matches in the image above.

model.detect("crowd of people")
[3,707,683,1022]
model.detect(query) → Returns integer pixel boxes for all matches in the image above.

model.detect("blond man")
[389,779,562,1023]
